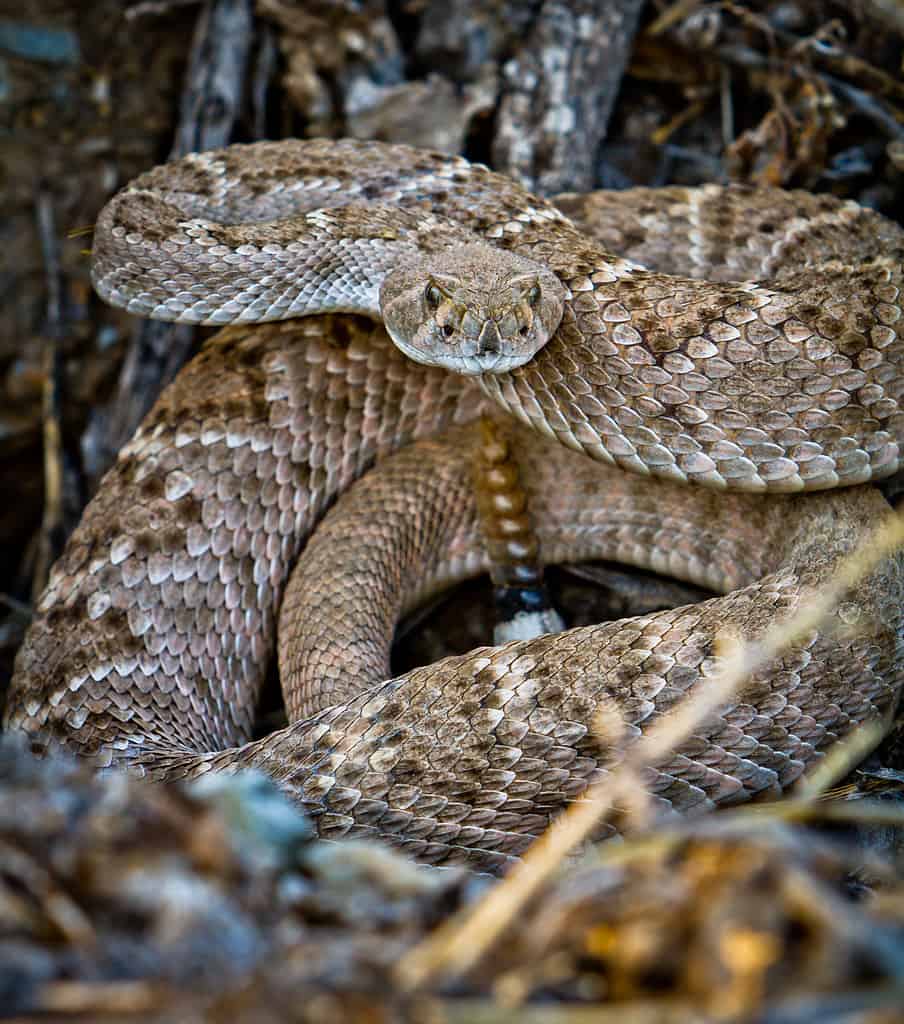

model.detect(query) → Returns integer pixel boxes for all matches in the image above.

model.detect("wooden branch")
[492,0,646,195]
[171,0,254,157]
[85,0,255,481]
[33,191,69,600]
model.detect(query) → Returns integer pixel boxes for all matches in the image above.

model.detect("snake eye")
[442,323,455,339]
[425,283,443,310]
[526,283,541,307]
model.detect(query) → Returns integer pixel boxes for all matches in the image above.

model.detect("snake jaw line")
[383,329,534,376]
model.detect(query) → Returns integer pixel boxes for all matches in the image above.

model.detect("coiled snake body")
[6,140,904,871]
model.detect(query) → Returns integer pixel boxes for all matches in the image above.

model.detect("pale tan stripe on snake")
[5,140,904,872]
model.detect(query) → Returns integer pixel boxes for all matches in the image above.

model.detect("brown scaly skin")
[7,318,486,762]
[6,141,904,871]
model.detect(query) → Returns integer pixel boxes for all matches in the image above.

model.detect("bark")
[83,0,255,483]
[492,0,646,195]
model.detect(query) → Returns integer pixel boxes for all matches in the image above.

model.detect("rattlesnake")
[5,139,904,872]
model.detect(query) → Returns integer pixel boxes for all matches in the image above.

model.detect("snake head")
[379,243,566,375]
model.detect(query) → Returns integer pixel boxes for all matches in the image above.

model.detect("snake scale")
[6,139,904,872]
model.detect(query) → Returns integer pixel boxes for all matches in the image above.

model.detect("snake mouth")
[386,331,531,375]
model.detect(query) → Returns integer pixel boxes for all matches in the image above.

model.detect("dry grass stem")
[37,980,159,1014]
[794,719,890,799]
[647,0,705,36]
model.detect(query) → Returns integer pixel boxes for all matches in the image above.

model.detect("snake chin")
[384,330,529,375]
